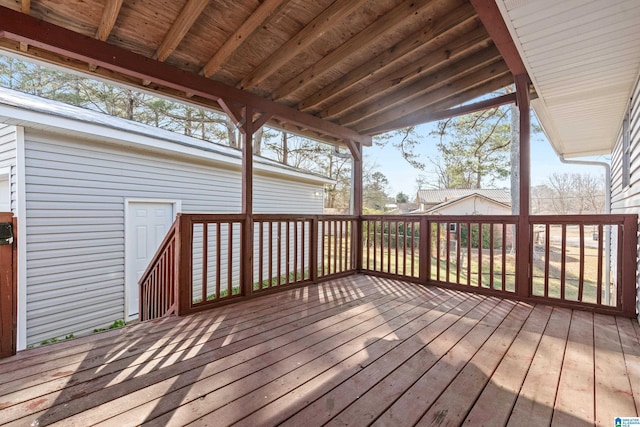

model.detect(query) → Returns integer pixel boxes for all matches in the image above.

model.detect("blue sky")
[364,119,609,197]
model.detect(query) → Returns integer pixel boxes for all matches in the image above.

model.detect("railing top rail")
[361,214,519,223]
[253,214,318,221]
[530,214,638,224]
[180,213,246,223]
[138,217,178,287]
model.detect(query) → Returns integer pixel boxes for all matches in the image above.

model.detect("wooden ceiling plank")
[367,90,521,134]
[201,0,290,78]
[337,45,502,125]
[297,1,476,112]
[324,27,492,121]
[0,6,370,145]
[470,0,527,75]
[155,0,210,62]
[238,0,367,90]
[95,0,124,41]
[354,63,511,133]
[271,0,441,102]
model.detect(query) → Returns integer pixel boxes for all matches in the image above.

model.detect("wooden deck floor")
[1,275,640,426]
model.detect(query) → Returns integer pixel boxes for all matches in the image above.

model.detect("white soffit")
[497,0,640,158]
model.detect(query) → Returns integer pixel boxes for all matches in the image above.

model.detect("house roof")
[423,192,511,213]
[417,188,511,205]
[0,87,333,185]
[0,0,516,145]
[496,0,640,158]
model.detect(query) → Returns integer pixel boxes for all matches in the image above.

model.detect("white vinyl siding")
[610,73,640,316]
[22,130,324,345]
[612,75,640,211]
[0,124,17,212]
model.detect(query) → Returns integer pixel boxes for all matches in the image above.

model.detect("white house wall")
[22,129,324,345]
[610,72,640,316]
[0,124,16,212]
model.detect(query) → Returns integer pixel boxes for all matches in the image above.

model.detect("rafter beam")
[355,64,511,133]
[95,0,124,41]
[470,0,526,76]
[238,0,366,90]
[201,0,289,78]
[324,27,493,121]
[19,0,30,51]
[271,0,439,102]
[155,0,209,62]
[0,6,370,145]
[366,89,537,134]
[297,0,476,112]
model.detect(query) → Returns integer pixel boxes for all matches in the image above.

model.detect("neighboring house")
[415,189,511,215]
[385,202,420,214]
[0,88,330,348]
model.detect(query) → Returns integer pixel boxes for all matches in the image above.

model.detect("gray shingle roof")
[416,189,511,205]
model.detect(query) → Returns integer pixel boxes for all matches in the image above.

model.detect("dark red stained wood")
[0,277,638,426]
[202,222,208,301]
[617,317,640,416]
[553,310,595,426]
[578,223,585,301]
[621,214,638,316]
[593,314,637,424]
[596,223,603,305]
[544,223,550,297]
[515,73,530,301]
[258,221,263,289]
[561,224,567,300]
[463,304,552,426]
[414,301,532,426]
[507,307,571,426]
[469,0,527,76]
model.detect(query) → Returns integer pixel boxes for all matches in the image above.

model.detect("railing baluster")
[596,223,603,305]
[202,223,208,301]
[501,223,506,291]
[446,222,451,282]
[216,222,221,297]
[560,224,566,300]
[277,221,282,285]
[489,224,494,289]
[258,221,263,289]
[578,223,585,302]
[286,220,291,284]
[294,220,299,282]
[228,222,233,296]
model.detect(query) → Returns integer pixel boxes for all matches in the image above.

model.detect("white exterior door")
[126,201,176,318]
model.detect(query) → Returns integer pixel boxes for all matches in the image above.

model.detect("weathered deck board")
[0,275,637,427]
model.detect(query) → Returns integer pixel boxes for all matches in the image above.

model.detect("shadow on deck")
[0,275,639,426]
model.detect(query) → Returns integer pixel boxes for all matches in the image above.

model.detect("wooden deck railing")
[138,218,179,321]
[140,213,638,321]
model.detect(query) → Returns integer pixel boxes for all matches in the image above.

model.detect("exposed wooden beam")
[357,68,512,134]
[366,90,536,134]
[297,1,476,112]
[201,0,289,78]
[325,27,493,121]
[89,0,124,71]
[95,0,124,41]
[271,0,440,102]
[470,0,527,76]
[155,0,209,62]
[19,0,30,52]
[238,0,366,90]
[0,6,371,145]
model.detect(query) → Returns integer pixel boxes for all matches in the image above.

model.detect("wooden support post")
[241,105,255,297]
[347,141,363,271]
[515,73,531,299]
[176,213,191,315]
[0,213,17,358]
[621,214,638,316]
